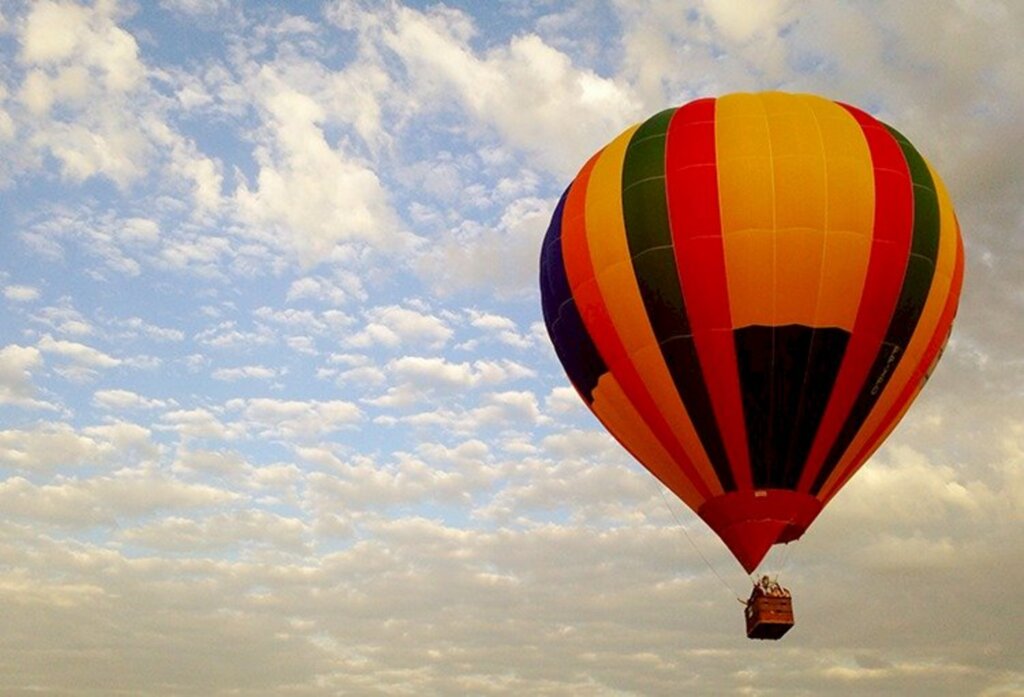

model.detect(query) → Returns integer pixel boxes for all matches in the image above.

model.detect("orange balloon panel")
[539,92,964,573]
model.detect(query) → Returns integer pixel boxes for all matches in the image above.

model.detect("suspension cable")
[655,486,745,603]
[772,537,797,585]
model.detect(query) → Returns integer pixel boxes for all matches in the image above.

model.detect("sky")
[0,0,1021,695]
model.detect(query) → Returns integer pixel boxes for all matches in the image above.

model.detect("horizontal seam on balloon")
[659,334,696,343]
[550,299,579,329]
[629,132,668,146]
[622,174,667,191]
[667,163,717,172]
[630,245,674,259]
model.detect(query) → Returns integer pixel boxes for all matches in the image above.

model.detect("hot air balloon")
[539,92,964,638]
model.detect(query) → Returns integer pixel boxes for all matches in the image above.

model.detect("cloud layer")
[0,1,1021,695]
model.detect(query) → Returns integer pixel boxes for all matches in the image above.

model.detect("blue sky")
[0,1,1022,695]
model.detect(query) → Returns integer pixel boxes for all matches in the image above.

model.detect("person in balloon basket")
[751,575,790,600]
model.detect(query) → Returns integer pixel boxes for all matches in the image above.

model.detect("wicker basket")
[745,594,794,640]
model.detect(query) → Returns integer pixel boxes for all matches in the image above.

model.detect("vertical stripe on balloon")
[811,124,941,494]
[665,97,755,491]
[561,131,717,501]
[540,188,607,403]
[796,104,915,493]
[621,108,736,492]
[818,158,962,500]
[585,124,721,497]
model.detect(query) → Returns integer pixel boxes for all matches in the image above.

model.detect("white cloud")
[159,0,232,18]
[93,389,170,410]
[0,420,158,473]
[112,316,186,343]
[333,364,386,387]
[16,0,147,185]
[211,364,282,382]
[161,408,237,441]
[470,390,544,428]
[467,309,533,348]
[155,229,235,276]
[702,0,793,43]
[0,468,238,527]
[416,195,555,298]
[120,510,310,553]
[232,57,410,264]
[305,444,494,515]
[0,422,104,473]
[365,356,535,407]
[0,344,55,409]
[194,321,277,350]
[20,1,142,90]
[3,284,40,301]
[379,4,639,178]
[396,389,546,434]
[37,335,118,368]
[37,334,120,382]
[285,336,318,355]
[824,444,996,531]
[544,386,585,416]
[10,0,224,215]
[21,210,159,278]
[252,306,336,334]
[31,301,94,336]
[392,356,532,388]
[226,398,362,440]
[345,305,452,350]
[172,448,249,478]
[286,273,367,306]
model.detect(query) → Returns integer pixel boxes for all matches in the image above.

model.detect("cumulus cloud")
[0,344,55,409]
[417,195,556,298]
[3,284,40,301]
[0,420,159,473]
[120,509,310,553]
[371,2,639,177]
[306,450,487,515]
[211,364,283,382]
[391,356,533,387]
[0,2,1020,695]
[8,0,225,211]
[93,388,170,410]
[37,335,119,367]
[112,316,186,343]
[226,397,362,441]
[365,356,535,407]
[0,468,238,527]
[16,0,146,184]
[232,53,412,264]
[466,309,533,348]
[20,210,161,278]
[194,321,277,350]
[394,389,546,435]
[159,0,232,17]
[161,407,238,441]
[286,273,367,306]
[30,301,94,336]
[37,334,120,382]
[172,447,250,478]
[345,305,453,350]
[544,385,586,416]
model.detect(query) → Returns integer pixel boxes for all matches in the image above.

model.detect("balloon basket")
[744,594,794,640]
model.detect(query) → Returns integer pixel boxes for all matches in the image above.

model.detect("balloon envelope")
[539,92,964,572]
